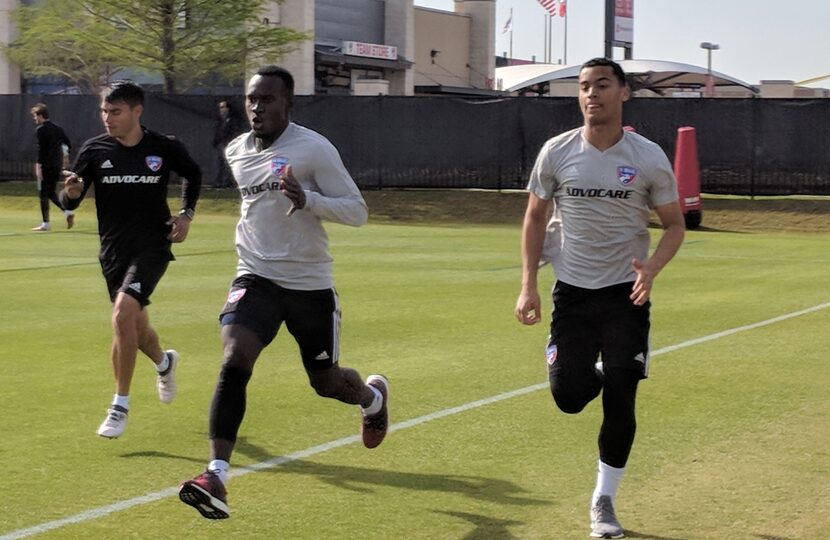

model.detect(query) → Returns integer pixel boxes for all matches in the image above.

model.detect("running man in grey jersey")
[515,58,685,539]
[178,65,389,520]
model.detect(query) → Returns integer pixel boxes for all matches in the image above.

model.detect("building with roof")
[496,60,830,99]
[496,59,759,98]
[1,0,826,98]
[0,0,498,96]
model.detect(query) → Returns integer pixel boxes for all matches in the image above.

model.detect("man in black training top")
[60,80,202,438]
[212,100,244,187]
[31,102,74,231]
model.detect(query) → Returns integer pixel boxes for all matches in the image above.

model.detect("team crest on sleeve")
[617,166,638,186]
[145,156,163,172]
[546,343,558,366]
[271,157,289,176]
[227,288,246,303]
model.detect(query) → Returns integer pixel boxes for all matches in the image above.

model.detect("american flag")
[502,12,513,34]
[538,0,557,17]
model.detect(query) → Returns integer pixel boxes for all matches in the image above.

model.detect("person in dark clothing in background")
[212,100,244,187]
[31,103,74,231]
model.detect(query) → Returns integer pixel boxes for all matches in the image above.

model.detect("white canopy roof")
[496,59,757,94]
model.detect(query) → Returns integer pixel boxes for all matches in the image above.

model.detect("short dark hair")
[102,80,144,107]
[581,58,627,87]
[255,65,295,97]
[31,102,49,119]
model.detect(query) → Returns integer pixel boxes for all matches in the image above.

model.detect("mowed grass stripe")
[0,249,237,274]
[2,302,827,540]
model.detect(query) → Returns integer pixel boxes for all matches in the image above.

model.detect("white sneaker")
[97,405,128,438]
[31,222,51,231]
[590,495,625,538]
[157,350,179,404]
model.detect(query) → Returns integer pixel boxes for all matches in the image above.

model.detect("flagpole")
[563,6,568,63]
[543,13,548,62]
[509,8,513,59]
[548,14,553,64]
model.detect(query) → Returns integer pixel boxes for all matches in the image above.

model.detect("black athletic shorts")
[219,274,340,371]
[100,251,171,307]
[547,280,651,380]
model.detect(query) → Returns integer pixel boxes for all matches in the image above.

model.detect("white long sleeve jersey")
[225,122,368,290]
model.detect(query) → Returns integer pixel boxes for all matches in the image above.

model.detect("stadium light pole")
[700,42,720,97]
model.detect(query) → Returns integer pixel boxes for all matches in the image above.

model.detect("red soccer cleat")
[361,375,389,449]
[179,470,230,519]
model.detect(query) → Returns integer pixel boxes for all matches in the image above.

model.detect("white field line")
[3,301,829,539]
[682,252,830,262]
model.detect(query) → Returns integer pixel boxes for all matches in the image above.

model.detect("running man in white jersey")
[515,58,685,538]
[178,66,389,520]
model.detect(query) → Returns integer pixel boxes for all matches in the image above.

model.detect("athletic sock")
[112,394,129,411]
[155,352,170,374]
[360,386,383,416]
[208,459,230,485]
[592,459,625,506]
[64,209,74,216]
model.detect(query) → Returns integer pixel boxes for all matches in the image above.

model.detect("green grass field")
[1,187,828,539]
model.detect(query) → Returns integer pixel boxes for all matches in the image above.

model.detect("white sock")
[361,386,383,416]
[155,352,170,373]
[592,460,625,506]
[112,394,129,410]
[208,459,230,485]
[64,209,74,216]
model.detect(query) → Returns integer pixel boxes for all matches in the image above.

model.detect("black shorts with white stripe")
[219,274,340,370]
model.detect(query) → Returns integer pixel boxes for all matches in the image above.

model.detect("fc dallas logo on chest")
[617,166,638,186]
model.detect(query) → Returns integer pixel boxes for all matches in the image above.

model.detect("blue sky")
[414,0,830,87]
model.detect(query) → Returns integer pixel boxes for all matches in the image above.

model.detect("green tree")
[4,1,122,92]
[4,0,308,93]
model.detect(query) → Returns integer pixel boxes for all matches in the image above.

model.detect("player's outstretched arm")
[630,201,685,305]
[278,165,306,215]
[166,212,192,243]
[516,193,551,325]
[59,170,87,210]
[294,142,368,226]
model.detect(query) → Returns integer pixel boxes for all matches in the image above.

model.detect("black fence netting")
[1,95,828,195]
[295,96,528,189]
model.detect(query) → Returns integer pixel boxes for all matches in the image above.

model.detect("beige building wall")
[353,79,390,96]
[257,0,315,95]
[414,7,470,88]
[0,0,21,94]
[454,0,495,89]
[385,0,415,95]
[759,80,829,98]
[547,80,578,97]
[713,87,755,98]
[795,87,830,98]
[760,80,796,98]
